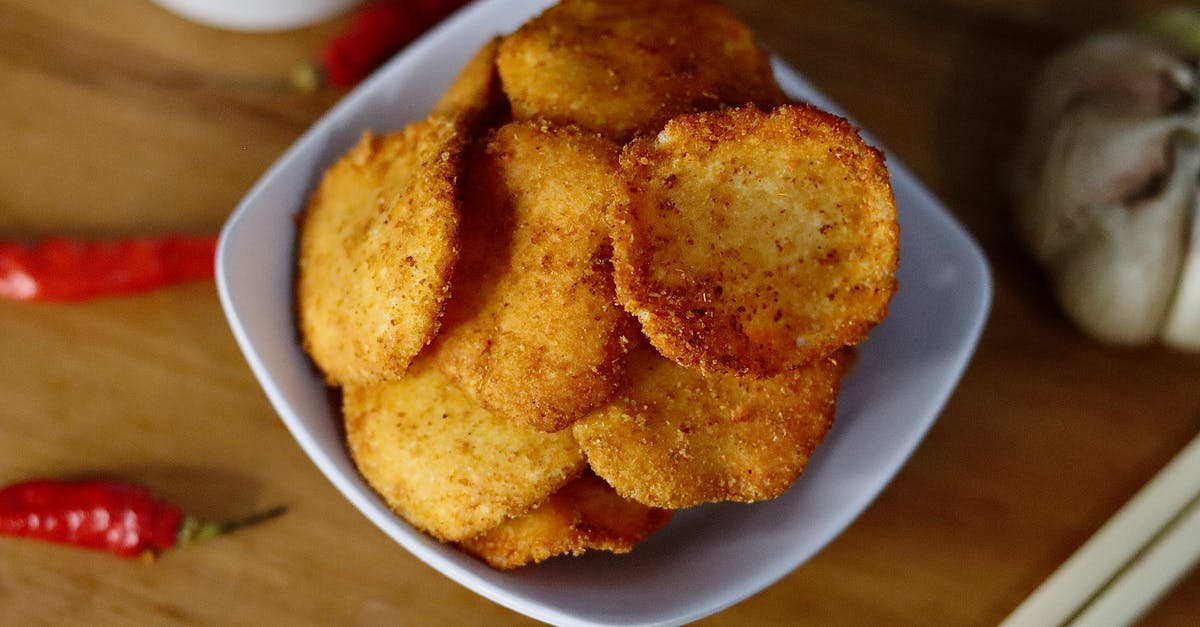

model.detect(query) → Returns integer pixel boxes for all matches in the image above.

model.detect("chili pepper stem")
[176,505,288,549]
[290,62,324,94]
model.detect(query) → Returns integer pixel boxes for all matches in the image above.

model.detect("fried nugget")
[343,355,587,542]
[610,104,898,376]
[572,344,848,509]
[297,118,466,385]
[431,37,510,132]
[457,472,673,569]
[432,121,639,432]
[496,0,786,142]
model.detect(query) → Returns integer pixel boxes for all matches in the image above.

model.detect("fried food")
[296,0,900,569]
[432,121,639,432]
[457,472,673,569]
[572,344,848,509]
[343,355,587,542]
[610,104,899,376]
[431,37,509,131]
[496,0,786,142]
[297,119,466,386]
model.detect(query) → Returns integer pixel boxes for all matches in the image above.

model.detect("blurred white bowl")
[151,0,361,32]
[215,0,992,624]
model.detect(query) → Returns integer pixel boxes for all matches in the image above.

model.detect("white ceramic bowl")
[216,1,992,624]
[151,0,361,32]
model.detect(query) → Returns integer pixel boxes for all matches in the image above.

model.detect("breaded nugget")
[496,0,786,142]
[431,37,510,132]
[572,344,848,509]
[457,472,672,569]
[432,121,639,432]
[610,104,898,376]
[343,355,587,542]
[297,119,465,385]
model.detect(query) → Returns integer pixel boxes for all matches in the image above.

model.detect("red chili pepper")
[317,0,472,88]
[0,479,285,558]
[0,234,217,302]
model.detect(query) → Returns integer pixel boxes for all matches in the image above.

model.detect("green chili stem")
[176,505,288,548]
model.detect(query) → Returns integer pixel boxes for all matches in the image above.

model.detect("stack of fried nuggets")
[297,0,899,569]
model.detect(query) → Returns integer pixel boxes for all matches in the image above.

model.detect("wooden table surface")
[2,0,1198,624]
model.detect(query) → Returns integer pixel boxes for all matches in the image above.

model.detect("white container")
[215,0,993,624]
[151,0,362,32]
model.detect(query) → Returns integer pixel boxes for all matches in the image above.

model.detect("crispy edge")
[432,121,639,432]
[297,117,466,386]
[343,355,587,542]
[609,103,899,376]
[496,0,786,141]
[457,472,673,569]
[573,344,848,509]
[431,37,510,132]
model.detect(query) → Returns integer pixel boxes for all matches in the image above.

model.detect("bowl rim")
[215,1,993,624]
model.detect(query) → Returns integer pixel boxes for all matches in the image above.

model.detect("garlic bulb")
[1051,137,1200,344]
[1025,33,1193,128]
[1013,26,1200,348]
[1018,110,1194,262]
[1162,190,1200,348]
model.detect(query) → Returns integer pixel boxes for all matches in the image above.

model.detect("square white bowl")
[216,1,992,624]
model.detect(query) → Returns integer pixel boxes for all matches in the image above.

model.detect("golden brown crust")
[432,121,640,432]
[343,356,587,543]
[431,37,510,132]
[496,0,786,142]
[572,344,849,509]
[457,472,673,569]
[609,104,899,376]
[296,1,901,571]
[296,118,466,386]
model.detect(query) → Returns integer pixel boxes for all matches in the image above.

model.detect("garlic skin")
[1050,138,1200,344]
[1017,111,1193,262]
[1162,192,1200,349]
[1013,28,1200,348]
[1027,33,1193,125]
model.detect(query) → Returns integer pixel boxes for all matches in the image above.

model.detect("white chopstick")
[1000,430,1200,627]
[1070,492,1200,626]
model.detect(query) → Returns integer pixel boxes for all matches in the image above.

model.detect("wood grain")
[0,0,1196,624]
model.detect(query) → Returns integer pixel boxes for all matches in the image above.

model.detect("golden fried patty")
[496,0,785,142]
[297,119,466,385]
[343,356,586,542]
[431,37,510,132]
[457,472,672,569]
[573,344,848,509]
[610,104,898,376]
[432,120,639,432]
